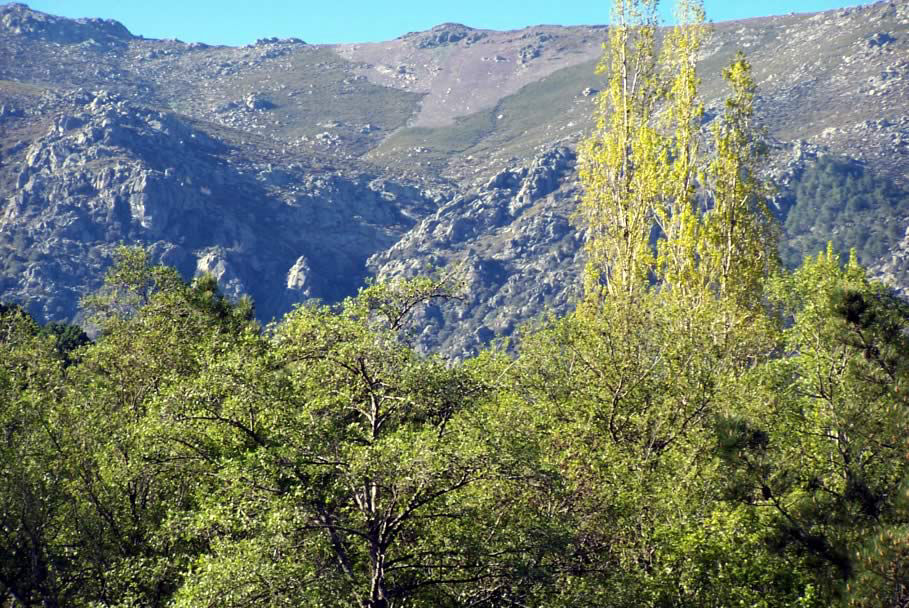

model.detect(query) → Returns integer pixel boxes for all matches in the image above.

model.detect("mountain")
[1,1,907,356]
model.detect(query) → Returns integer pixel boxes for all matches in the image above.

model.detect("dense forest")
[782,156,907,269]
[3,1,909,607]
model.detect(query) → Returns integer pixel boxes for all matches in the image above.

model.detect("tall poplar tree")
[578,0,665,300]
[578,0,778,308]
[700,53,779,309]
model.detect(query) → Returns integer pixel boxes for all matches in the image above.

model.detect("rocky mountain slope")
[1,1,907,356]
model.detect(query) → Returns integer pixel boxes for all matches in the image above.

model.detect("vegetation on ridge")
[782,155,908,269]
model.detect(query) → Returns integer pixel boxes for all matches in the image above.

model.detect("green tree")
[167,278,538,608]
[0,304,80,607]
[499,282,806,606]
[782,157,907,268]
[541,0,810,603]
[718,246,909,605]
[37,322,90,366]
[45,247,255,606]
[700,52,779,308]
[579,1,777,312]
[578,0,666,299]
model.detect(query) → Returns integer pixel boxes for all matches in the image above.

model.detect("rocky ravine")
[0,1,907,356]
[1,88,443,325]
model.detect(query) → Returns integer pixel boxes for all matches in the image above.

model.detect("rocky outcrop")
[0,88,434,324]
[369,147,582,356]
[0,2,133,44]
[873,223,909,299]
[409,23,487,49]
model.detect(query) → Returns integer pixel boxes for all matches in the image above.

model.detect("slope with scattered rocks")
[0,1,907,356]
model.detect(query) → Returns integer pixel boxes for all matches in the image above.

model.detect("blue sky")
[23,0,877,45]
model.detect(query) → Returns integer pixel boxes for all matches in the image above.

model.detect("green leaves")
[713,247,909,604]
[580,2,778,314]
[137,276,516,608]
[1,234,904,608]
[579,0,664,298]
[1,6,906,603]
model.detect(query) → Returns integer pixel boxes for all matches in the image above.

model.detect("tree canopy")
[2,2,908,607]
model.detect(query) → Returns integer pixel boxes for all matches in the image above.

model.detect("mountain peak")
[430,22,476,31]
[398,22,488,48]
[0,2,134,44]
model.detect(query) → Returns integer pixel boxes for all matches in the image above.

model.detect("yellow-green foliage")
[579,0,663,299]
[579,0,778,311]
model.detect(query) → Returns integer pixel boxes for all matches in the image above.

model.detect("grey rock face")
[369,146,582,356]
[196,248,247,300]
[285,255,315,297]
[243,93,275,111]
[1,1,907,357]
[0,2,133,44]
[0,88,433,325]
[410,23,487,49]
[873,223,909,299]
